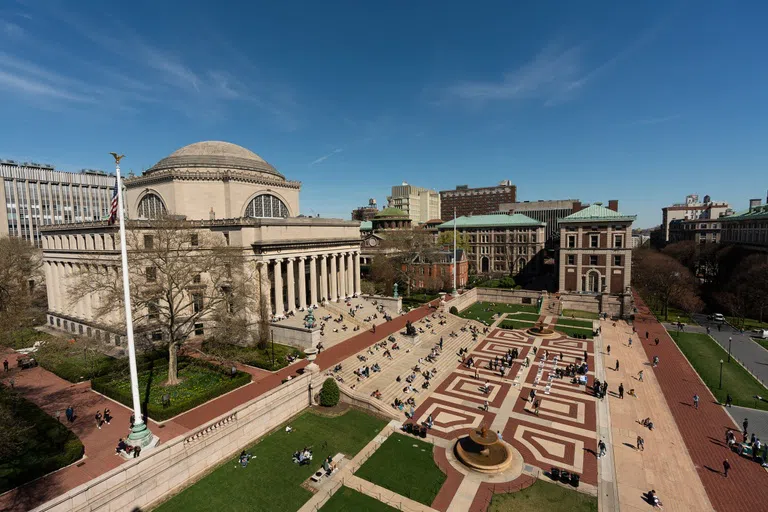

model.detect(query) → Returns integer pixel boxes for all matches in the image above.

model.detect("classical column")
[274,259,284,317]
[49,262,59,313]
[298,257,307,309]
[329,254,338,301]
[258,261,271,317]
[309,256,318,307]
[338,253,347,299]
[320,255,328,302]
[354,252,362,295]
[286,257,296,313]
[83,265,93,322]
[345,253,352,297]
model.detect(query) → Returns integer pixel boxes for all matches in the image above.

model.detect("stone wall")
[476,288,542,306]
[559,292,632,319]
[362,294,402,315]
[35,374,314,512]
[269,323,321,349]
[446,288,477,312]
[337,382,398,419]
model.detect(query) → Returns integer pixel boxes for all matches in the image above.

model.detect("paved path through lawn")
[632,292,767,512]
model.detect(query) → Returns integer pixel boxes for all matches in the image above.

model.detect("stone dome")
[145,141,284,180]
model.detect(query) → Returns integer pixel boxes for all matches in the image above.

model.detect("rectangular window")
[567,235,576,248]
[144,235,154,249]
[613,235,623,248]
[193,274,202,284]
[193,293,203,313]
[151,331,163,341]
[224,232,230,246]
[613,255,621,266]
[194,323,204,336]
[589,255,598,266]
[146,267,157,282]
[148,301,159,321]
[190,233,199,246]
[567,254,576,265]
[590,234,599,248]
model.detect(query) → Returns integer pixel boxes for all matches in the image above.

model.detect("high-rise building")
[387,182,440,224]
[1,159,115,246]
[440,180,516,220]
[660,194,730,242]
[351,198,379,221]
[498,198,579,242]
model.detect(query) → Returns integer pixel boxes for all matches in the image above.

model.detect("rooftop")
[359,221,373,231]
[145,141,284,180]
[720,204,768,221]
[374,207,408,218]
[437,213,544,229]
[561,203,636,223]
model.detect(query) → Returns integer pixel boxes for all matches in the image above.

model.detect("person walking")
[615,360,620,372]
[706,326,711,335]
[743,418,749,435]
[95,411,103,430]
[726,394,733,407]
[628,337,633,347]
[638,370,644,382]
[533,398,540,415]
[607,345,611,356]
[103,408,112,425]
[723,459,730,477]
[654,337,660,345]
[637,435,644,451]
[598,439,606,458]
[645,330,649,340]
[65,405,74,423]
[693,394,699,410]
[3,359,8,371]
[134,445,142,458]
[619,383,625,399]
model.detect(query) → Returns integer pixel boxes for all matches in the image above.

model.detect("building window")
[190,233,199,246]
[613,234,623,248]
[193,273,201,284]
[137,193,167,219]
[567,254,576,265]
[151,331,163,341]
[192,293,203,313]
[146,267,157,282]
[245,194,289,218]
[567,235,576,248]
[613,255,621,266]
[194,323,204,336]
[589,255,598,266]
[590,234,599,248]
[148,301,159,321]
[144,235,154,249]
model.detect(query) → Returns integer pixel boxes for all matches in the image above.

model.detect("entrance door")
[481,257,490,273]
[587,271,600,293]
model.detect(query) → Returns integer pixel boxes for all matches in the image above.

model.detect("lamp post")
[111,153,153,449]
[728,337,732,363]
[452,208,457,296]
[719,359,724,389]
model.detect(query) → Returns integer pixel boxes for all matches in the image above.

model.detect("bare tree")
[71,217,259,384]
[633,250,702,320]
[381,230,440,296]
[0,236,44,344]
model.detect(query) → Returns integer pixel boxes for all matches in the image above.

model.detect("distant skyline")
[1,0,767,228]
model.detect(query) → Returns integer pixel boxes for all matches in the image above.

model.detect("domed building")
[40,141,362,347]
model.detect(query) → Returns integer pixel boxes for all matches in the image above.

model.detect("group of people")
[292,447,313,465]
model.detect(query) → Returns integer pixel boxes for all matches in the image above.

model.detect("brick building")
[402,249,469,291]
[558,203,636,294]
[440,180,516,220]
[351,198,379,221]
[668,218,725,244]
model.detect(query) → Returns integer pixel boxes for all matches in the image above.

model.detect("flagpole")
[452,208,457,295]
[112,154,153,448]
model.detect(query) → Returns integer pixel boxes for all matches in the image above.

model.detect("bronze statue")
[109,152,126,165]
[405,320,416,336]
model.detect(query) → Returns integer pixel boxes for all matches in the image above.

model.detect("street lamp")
[719,359,724,389]
[728,337,732,363]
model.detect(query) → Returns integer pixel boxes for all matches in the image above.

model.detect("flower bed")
[201,340,301,371]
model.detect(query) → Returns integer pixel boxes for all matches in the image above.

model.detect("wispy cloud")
[1,20,24,39]
[630,114,681,126]
[310,148,343,166]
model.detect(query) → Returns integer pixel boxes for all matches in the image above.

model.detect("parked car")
[708,313,725,323]
[753,329,768,339]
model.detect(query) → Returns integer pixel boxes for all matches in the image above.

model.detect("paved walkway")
[632,292,767,512]
[599,321,712,512]
[0,300,443,511]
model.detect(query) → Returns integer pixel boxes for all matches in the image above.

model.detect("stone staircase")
[321,300,372,331]
[540,293,561,319]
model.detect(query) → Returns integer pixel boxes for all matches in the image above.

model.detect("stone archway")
[481,256,490,273]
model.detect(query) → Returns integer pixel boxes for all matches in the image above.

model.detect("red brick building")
[402,249,468,291]
[440,181,516,220]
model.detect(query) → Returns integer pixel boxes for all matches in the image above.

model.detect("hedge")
[91,358,251,421]
[449,306,458,315]
[319,378,340,407]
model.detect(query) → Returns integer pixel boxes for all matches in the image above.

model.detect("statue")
[393,283,399,298]
[303,308,316,329]
[109,152,126,165]
[405,320,416,337]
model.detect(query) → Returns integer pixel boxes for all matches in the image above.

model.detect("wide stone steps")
[321,300,372,331]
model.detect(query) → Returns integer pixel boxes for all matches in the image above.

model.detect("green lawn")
[155,409,387,512]
[670,332,768,411]
[555,325,594,339]
[507,312,543,323]
[754,337,768,352]
[0,386,84,494]
[201,340,302,371]
[561,309,599,320]
[727,316,768,331]
[320,486,399,511]
[649,305,692,324]
[499,319,538,331]
[488,480,597,512]
[91,358,251,421]
[459,302,539,325]
[556,317,594,329]
[355,433,446,506]
[0,327,54,350]
[35,338,118,382]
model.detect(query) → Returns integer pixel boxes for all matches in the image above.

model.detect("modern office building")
[558,202,636,294]
[1,160,115,246]
[351,198,379,221]
[440,180,516,220]
[498,198,580,242]
[661,194,730,242]
[720,196,768,251]
[436,214,546,277]
[387,182,440,224]
[40,141,362,344]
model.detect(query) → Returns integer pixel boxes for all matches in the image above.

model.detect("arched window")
[137,193,167,219]
[245,194,289,218]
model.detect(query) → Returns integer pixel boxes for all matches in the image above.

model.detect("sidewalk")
[0,300,441,511]
[632,292,767,512]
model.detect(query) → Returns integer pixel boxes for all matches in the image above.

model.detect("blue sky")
[1,0,767,228]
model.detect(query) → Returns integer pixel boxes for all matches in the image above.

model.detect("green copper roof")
[359,221,373,230]
[374,207,407,218]
[562,203,636,222]
[720,205,768,221]
[437,214,544,229]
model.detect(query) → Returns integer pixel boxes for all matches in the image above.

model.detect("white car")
[712,313,725,323]
[753,329,768,339]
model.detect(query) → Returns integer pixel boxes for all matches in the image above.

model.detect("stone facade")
[668,217,724,244]
[720,197,768,251]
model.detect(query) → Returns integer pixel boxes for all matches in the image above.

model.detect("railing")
[184,412,237,443]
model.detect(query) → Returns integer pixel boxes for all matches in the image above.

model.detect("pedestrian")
[619,383,624,399]
[583,350,588,362]
[645,330,649,340]
[529,389,537,401]
[66,405,74,423]
[743,418,749,435]
[638,370,644,382]
[637,435,644,451]
[726,394,733,407]
[628,337,633,347]
[55,409,61,422]
[723,459,730,477]
[134,445,141,458]
[533,398,540,415]
[615,360,620,372]
[95,411,103,430]
[654,337,660,345]
[2,359,8,371]
[483,400,489,411]
[439,337,443,350]
[598,439,606,458]
[372,324,376,334]
[474,366,479,379]
[104,408,111,425]
[607,345,611,356]
[706,326,711,335]
[601,381,608,399]
[130,413,135,429]
[693,394,699,410]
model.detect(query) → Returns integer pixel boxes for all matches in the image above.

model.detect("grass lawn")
[402,293,439,308]
[670,332,768,411]
[0,327,54,350]
[556,317,594,329]
[561,309,599,320]
[320,486,399,512]
[35,338,118,383]
[499,319,537,331]
[753,337,768,352]
[459,301,539,326]
[555,325,594,339]
[0,386,84,494]
[154,409,387,512]
[507,312,542,323]
[201,340,302,371]
[91,358,251,421]
[488,479,597,512]
[649,305,692,325]
[355,433,446,506]
[727,316,768,331]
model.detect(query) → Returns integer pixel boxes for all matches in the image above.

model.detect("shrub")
[319,378,340,407]
[449,306,459,315]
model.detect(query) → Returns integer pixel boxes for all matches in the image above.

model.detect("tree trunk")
[167,342,180,385]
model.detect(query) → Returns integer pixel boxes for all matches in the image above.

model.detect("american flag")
[107,178,119,225]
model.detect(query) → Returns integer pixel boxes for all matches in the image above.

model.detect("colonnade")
[261,251,362,318]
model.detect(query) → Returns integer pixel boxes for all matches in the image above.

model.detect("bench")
[309,453,345,483]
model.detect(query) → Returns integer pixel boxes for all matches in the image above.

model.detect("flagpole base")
[127,421,156,448]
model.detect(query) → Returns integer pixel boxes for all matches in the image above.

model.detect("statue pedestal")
[304,347,320,374]
[404,334,421,346]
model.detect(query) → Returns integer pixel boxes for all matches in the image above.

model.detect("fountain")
[454,425,514,474]
[527,321,557,338]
